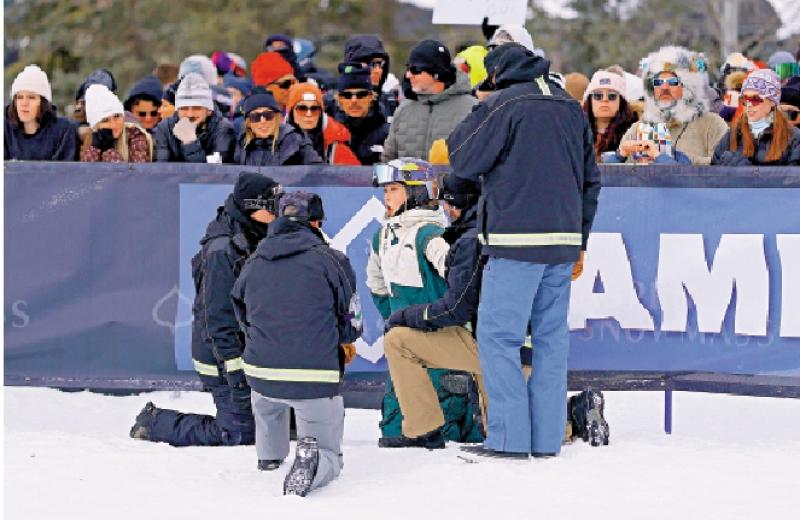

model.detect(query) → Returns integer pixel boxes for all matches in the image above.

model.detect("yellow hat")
[428,139,449,165]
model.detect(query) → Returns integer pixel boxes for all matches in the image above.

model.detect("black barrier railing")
[5,161,800,401]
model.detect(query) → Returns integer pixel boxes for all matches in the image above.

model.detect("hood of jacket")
[256,217,325,260]
[487,44,551,90]
[386,208,446,231]
[640,45,712,125]
[344,35,390,88]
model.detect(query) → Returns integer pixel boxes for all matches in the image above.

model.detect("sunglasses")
[294,104,322,115]
[270,78,296,90]
[339,90,371,100]
[781,108,800,121]
[369,59,386,69]
[136,110,159,118]
[247,110,278,123]
[652,78,682,88]
[741,94,765,107]
[591,92,619,102]
[407,66,432,76]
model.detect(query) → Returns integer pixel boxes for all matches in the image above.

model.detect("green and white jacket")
[366,208,449,319]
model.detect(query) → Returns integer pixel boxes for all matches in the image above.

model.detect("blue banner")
[4,162,800,388]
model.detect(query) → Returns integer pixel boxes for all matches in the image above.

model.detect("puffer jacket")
[154,111,236,163]
[234,123,322,166]
[712,125,800,166]
[4,107,78,161]
[382,71,476,161]
[231,218,362,400]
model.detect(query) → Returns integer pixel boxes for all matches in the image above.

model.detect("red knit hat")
[251,52,294,87]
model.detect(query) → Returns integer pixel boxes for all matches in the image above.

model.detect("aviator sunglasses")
[294,104,322,115]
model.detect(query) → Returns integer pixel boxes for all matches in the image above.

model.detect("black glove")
[718,150,752,166]
[225,369,251,410]
[92,128,115,151]
[386,304,429,332]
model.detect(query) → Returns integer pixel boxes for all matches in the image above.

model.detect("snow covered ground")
[4,387,798,519]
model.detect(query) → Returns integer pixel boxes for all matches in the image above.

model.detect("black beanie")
[241,92,280,114]
[439,173,480,209]
[233,173,281,212]
[407,40,454,81]
[337,62,372,91]
[781,76,800,109]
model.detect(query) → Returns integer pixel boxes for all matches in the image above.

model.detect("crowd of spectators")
[5,29,800,166]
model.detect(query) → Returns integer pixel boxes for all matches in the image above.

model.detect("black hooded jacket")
[190,195,267,387]
[154,111,236,163]
[4,106,78,161]
[447,44,601,264]
[335,109,389,165]
[343,34,399,118]
[231,218,362,400]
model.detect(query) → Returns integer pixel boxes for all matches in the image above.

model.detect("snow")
[4,387,798,519]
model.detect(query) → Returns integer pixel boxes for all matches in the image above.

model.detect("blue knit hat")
[241,92,280,114]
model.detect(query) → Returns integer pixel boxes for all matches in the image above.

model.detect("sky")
[402,0,800,39]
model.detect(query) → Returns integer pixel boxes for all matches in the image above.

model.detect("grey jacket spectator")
[382,41,476,161]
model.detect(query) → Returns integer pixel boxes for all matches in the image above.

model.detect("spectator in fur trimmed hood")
[614,46,729,165]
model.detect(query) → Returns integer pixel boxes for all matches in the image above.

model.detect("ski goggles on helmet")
[241,184,284,213]
[372,159,436,198]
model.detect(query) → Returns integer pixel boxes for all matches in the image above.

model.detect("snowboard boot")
[258,459,283,471]
[467,375,486,439]
[283,437,319,497]
[378,428,445,449]
[129,401,158,440]
[569,389,610,447]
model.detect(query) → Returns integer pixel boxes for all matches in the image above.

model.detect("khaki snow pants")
[383,325,488,438]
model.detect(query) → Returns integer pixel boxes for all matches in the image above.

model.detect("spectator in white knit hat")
[582,70,638,160]
[80,84,152,163]
[4,64,78,161]
[153,73,236,163]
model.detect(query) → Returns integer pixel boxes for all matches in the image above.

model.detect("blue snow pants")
[146,382,255,447]
[476,257,573,455]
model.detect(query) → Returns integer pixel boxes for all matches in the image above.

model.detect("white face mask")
[749,111,774,139]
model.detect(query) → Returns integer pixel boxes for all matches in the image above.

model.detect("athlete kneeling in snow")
[130,173,281,446]
[368,158,483,447]
[231,191,362,497]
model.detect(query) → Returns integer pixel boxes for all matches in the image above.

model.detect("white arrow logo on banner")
[321,196,387,364]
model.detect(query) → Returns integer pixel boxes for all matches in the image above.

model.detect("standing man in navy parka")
[447,43,601,459]
[231,191,362,497]
[130,173,282,447]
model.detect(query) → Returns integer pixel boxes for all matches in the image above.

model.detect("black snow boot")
[378,428,445,449]
[129,401,158,440]
[258,459,283,471]
[569,389,610,447]
[283,437,319,497]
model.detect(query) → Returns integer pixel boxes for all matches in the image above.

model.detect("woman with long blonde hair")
[712,69,800,166]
